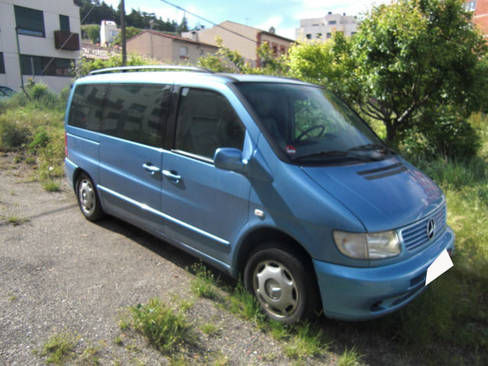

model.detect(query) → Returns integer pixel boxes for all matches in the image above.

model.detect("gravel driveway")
[0,155,343,365]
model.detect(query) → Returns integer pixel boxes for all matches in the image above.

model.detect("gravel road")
[0,155,342,365]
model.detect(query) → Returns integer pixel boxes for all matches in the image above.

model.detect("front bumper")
[313,226,455,321]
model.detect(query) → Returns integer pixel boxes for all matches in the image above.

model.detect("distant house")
[465,0,488,39]
[0,0,81,93]
[100,20,119,47]
[126,30,218,65]
[182,21,295,67]
[296,12,358,43]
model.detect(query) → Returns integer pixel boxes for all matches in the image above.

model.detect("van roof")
[77,70,315,87]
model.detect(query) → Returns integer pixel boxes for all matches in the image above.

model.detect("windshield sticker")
[286,145,297,155]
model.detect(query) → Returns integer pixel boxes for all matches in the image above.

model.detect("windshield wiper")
[348,143,395,154]
[293,150,376,163]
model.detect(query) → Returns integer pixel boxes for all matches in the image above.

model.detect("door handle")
[142,163,160,175]
[162,169,182,183]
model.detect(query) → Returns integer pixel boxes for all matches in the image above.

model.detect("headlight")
[333,230,401,259]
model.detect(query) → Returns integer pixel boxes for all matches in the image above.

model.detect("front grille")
[400,204,447,251]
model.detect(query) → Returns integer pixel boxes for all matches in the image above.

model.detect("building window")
[179,46,188,60]
[280,46,286,55]
[306,33,312,39]
[0,53,5,74]
[326,33,332,39]
[20,55,74,77]
[14,6,45,37]
[60,15,70,32]
[328,20,337,25]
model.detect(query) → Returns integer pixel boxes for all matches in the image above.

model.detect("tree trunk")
[385,120,397,146]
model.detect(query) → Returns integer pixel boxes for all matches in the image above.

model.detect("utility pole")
[120,0,127,66]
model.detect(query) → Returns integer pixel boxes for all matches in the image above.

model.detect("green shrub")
[29,128,50,152]
[0,119,30,151]
[400,108,481,160]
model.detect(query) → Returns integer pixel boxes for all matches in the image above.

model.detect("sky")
[103,0,390,39]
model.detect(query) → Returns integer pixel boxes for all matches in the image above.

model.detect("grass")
[200,322,220,336]
[337,347,362,366]
[39,332,79,365]
[6,215,29,226]
[42,180,61,192]
[190,263,224,302]
[127,298,195,355]
[283,323,325,360]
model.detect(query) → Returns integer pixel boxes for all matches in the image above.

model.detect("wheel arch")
[232,226,314,279]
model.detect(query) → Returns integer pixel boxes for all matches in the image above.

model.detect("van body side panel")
[161,151,250,265]
[98,136,164,233]
[65,128,100,187]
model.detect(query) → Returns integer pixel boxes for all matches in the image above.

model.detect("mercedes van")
[64,66,455,323]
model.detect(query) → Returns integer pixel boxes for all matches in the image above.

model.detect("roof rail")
[89,65,213,75]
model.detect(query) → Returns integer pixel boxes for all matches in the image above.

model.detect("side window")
[175,88,245,160]
[103,84,170,147]
[68,84,107,131]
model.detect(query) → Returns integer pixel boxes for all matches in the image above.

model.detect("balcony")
[54,30,80,51]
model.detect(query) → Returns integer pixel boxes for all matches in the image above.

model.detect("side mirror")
[214,148,247,174]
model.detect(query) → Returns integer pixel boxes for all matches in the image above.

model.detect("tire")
[244,243,319,324]
[75,172,104,222]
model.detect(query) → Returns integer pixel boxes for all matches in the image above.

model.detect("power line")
[158,0,258,44]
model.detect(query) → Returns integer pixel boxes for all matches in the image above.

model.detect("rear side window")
[68,83,171,148]
[175,88,245,159]
[68,84,107,131]
[104,84,170,147]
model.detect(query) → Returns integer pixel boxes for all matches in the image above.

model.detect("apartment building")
[465,0,488,39]
[0,0,81,93]
[296,12,358,43]
[182,21,295,67]
[127,30,218,65]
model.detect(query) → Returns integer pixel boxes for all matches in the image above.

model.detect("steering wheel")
[296,125,326,141]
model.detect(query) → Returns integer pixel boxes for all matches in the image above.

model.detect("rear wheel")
[76,172,104,221]
[244,244,319,324]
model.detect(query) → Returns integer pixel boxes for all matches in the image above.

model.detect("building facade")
[296,12,358,42]
[127,30,218,65]
[182,21,295,66]
[0,0,81,93]
[466,0,488,39]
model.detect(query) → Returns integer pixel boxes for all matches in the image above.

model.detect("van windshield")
[235,82,392,163]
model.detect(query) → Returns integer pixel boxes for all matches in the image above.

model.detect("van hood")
[301,157,444,232]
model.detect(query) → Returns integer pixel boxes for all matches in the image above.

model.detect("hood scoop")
[357,162,407,180]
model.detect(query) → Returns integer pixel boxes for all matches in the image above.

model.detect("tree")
[113,26,141,45]
[81,24,101,43]
[289,0,487,145]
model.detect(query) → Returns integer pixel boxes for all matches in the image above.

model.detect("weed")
[212,352,230,366]
[39,332,78,365]
[226,283,264,323]
[118,318,130,331]
[283,323,325,360]
[337,347,362,366]
[201,322,220,336]
[190,263,223,302]
[170,294,194,312]
[78,345,101,365]
[6,216,29,226]
[125,344,140,353]
[129,298,195,355]
[42,180,60,192]
[113,336,123,346]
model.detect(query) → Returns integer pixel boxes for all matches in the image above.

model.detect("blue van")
[64,66,455,323]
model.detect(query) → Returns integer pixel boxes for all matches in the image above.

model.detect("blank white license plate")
[425,249,453,286]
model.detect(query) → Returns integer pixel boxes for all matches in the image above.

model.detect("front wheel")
[76,172,104,221]
[244,245,319,324]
